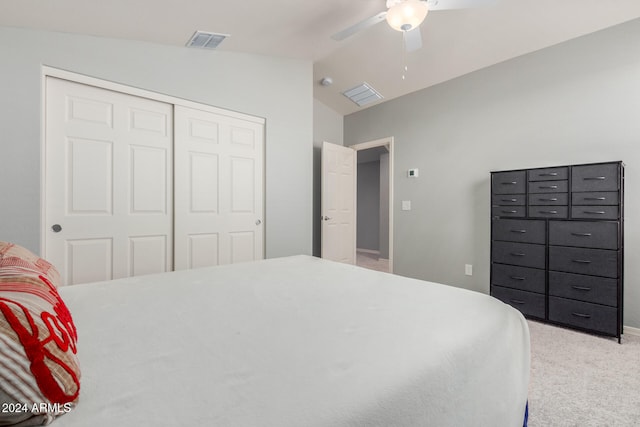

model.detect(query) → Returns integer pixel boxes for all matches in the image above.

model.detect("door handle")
[255,219,262,226]
[321,216,332,221]
[51,224,62,233]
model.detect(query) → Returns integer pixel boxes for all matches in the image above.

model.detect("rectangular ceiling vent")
[186,31,229,49]
[342,82,384,107]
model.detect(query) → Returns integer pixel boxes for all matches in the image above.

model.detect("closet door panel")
[190,153,219,213]
[188,234,220,269]
[174,106,264,270]
[129,235,168,277]
[45,77,173,285]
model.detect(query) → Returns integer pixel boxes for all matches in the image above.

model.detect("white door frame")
[40,66,266,259]
[352,137,394,273]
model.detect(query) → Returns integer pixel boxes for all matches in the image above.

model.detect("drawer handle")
[502,210,518,214]
[510,276,526,281]
[502,198,518,202]
[584,197,606,201]
[572,259,591,264]
[539,185,558,189]
[584,176,606,181]
[572,312,592,319]
[539,198,558,202]
[501,181,518,185]
[583,211,606,215]
[570,232,592,237]
[539,210,558,214]
[510,299,526,305]
[571,285,592,291]
[510,252,526,257]
[510,229,527,234]
[539,172,558,177]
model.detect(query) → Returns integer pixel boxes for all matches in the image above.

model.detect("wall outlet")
[465,264,473,276]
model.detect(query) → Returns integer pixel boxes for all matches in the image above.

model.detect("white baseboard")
[624,325,640,337]
[356,248,380,255]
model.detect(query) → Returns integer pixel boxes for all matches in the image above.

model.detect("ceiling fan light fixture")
[386,0,429,32]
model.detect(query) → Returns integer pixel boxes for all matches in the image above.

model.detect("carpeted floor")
[528,320,640,426]
[356,250,390,273]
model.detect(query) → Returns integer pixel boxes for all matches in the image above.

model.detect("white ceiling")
[2,0,640,115]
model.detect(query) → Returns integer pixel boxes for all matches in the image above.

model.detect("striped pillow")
[0,242,80,426]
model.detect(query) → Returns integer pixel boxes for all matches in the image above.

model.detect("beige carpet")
[356,250,390,273]
[528,320,640,426]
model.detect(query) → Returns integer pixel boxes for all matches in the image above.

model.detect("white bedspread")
[57,255,529,426]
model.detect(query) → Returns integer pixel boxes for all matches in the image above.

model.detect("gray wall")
[379,153,390,259]
[344,19,640,329]
[312,99,344,256]
[0,26,312,258]
[357,161,380,251]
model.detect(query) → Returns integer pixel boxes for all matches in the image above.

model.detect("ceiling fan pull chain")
[402,35,408,80]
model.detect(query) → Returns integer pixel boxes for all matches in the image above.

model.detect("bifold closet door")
[174,106,264,270]
[45,77,173,285]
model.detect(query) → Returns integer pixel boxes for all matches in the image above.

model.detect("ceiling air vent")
[186,31,229,49]
[342,82,383,107]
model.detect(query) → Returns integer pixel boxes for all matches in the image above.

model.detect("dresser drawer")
[549,246,619,278]
[549,221,618,250]
[529,180,568,193]
[571,205,619,220]
[492,219,546,244]
[549,271,617,307]
[492,241,545,269]
[492,286,545,319]
[572,163,620,192]
[492,171,526,194]
[572,191,619,206]
[492,264,545,293]
[528,167,568,181]
[492,194,526,206]
[528,193,568,206]
[529,206,568,219]
[549,297,617,336]
[491,206,525,218]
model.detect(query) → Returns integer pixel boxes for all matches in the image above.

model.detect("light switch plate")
[402,200,411,211]
[465,264,473,276]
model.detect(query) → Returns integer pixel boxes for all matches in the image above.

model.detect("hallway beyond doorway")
[356,249,390,273]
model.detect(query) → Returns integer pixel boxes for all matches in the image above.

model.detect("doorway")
[320,137,393,273]
[353,139,393,273]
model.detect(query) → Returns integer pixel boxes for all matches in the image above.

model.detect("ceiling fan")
[332,0,496,52]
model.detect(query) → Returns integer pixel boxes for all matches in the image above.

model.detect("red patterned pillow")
[0,242,80,426]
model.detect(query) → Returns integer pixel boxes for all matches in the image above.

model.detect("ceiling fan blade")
[403,27,423,52]
[331,11,387,41]
[425,0,497,10]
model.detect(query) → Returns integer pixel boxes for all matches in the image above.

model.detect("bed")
[1,249,529,426]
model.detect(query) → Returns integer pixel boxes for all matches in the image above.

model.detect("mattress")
[56,255,529,426]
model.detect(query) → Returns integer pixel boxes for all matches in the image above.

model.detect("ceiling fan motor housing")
[386,0,429,32]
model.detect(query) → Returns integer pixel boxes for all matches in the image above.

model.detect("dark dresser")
[490,162,624,341]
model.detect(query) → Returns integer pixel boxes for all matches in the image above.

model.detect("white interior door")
[174,105,264,270]
[45,77,173,285]
[321,141,356,264]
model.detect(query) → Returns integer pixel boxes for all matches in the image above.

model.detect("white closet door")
[174,106,264,270]
[45,77,173,285]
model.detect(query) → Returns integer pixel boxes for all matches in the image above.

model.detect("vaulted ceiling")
[2,0,639,115]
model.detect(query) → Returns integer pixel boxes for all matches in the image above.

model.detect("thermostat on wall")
[408,168,419,178]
